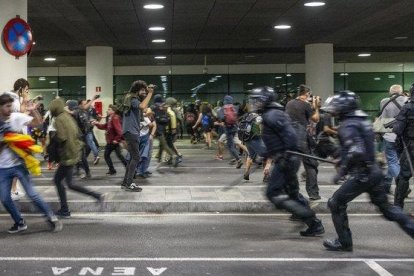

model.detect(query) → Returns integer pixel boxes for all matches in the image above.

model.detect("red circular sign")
[2,17,33,57]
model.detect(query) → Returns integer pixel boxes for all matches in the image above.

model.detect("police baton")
[285,151,337,164]
[402,140,414,176]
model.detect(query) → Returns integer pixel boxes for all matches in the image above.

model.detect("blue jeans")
[0,165,54,224]
[137,134,153,174]
[85,132,99,158]
[384,140,400,192]
[225,126,240,160]
[246,137,266,159]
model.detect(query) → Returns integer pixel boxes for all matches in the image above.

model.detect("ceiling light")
[81,86,86,88]
[374,77,381,81]
[149,26,165,31]
[247,83,254,85]
[388,75,396,79]
[38,77,46,81]
[304,2,326,7]
[394,36,408,40]
[358,53,371,57]
[152,39,166,43]
[44,57,56,62]
[275,76,283,79]
[286,74,292,77]
[340,73,349,76]
[143,4,164,9]
[154,56,167,59]
[274,25,291,30]
[209,79,215,83]
[49,81,57,84]
[215,75,222,78]
[32,41,36,45]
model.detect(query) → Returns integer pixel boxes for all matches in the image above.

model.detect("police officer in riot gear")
[322,91,414,251]
[249,86,325,237]
[393,83,414,208]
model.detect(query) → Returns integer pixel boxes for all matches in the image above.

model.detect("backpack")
[154,107,170,125]
[201,113,212,127]
[223,104,237,126]
[238,113,260,142]
[185,112,196,125]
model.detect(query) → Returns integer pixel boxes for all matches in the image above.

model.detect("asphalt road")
[0,213,413,276]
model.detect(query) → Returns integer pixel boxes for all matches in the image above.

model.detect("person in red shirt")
[93,105,127,175]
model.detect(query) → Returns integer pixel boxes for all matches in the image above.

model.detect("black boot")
[300,219,325,237]
[323,238,353,252]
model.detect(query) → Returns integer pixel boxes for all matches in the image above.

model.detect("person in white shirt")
[0,93,62,233]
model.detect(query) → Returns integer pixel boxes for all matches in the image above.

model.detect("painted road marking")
[1,257,413,262]
[364,260,394,276]
[0,213,384,217]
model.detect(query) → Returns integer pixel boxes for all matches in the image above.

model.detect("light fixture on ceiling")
[275,76,283,79]
[49,81,57,84]
[81,86,86,88]
[154,56,167,59]
[144,4,164,9]
[358,53,371,57]
[340,73,349,76]
[304,2,326,7]
[274,25,291,30]
[152,39,166,43]
[286,74,292,77]
[394,36,408,40]
[149,26,165,31]
[215,75,222,78]
[44,57,56,62]
[247,83,254,85]
[38,77,46,81]
[374,77,381,81]
[388,75,396,79]
[32,41,36,45]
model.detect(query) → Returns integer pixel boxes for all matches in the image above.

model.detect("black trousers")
[123,133,140,185]
[54,165,100,212]
[77,146,90,174]
[395,141,414,208]
[328,165,414,248]
[267,155,317,226]
[104,143,127,173]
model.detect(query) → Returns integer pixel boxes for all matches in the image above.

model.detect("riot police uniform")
[322,91,414,251]
[393,84,414,208]
[249,87,325,237]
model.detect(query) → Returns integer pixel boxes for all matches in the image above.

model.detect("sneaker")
[229,159,237,165]
[262,175,269,183]
[243,172,250,181]
[300,219,325,237]
[80,173,92,179]
[125,183,142,192]
[143,172,152,178]
[11,191,21,201]
[323,238,353,252]
[121,182,128,190]
[405,188,412,198]
[56,209,71,219]
[215,155,224,160]
[93,156,100,165]
[47,216,63,232]
[106,170,116,176]
[8,220,27,234]
[144,171,152,175]
[166,157,173,165]
[236,159,243,169]
[309,195,321,201]
[135,173,147,179]
[173,156,182,167]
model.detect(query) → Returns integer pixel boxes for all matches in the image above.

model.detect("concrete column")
[86,46,113,144]
[305,43,334,101]
[0,0,27,92]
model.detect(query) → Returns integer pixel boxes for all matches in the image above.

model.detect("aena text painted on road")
[52,267,167,275]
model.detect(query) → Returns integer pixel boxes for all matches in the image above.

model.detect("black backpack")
[154,106,170,125]
[238,113,259,142]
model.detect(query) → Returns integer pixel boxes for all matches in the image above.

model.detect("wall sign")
[2,16,33,58]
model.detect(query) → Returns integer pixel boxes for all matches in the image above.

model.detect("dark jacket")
[49,99,83,166]
[95,114,123,144]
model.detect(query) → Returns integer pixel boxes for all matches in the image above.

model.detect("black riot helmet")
[248,86,276,113]
[321,90,363,117]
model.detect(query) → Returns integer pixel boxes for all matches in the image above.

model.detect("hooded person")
[48,99,104,218]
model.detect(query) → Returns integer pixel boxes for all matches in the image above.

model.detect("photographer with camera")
[285,84,321,200]
[120,80,154,192]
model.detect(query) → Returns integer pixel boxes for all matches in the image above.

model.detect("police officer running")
[392,83,414,209]
[249,87,325,237]
[322,91,414,251]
